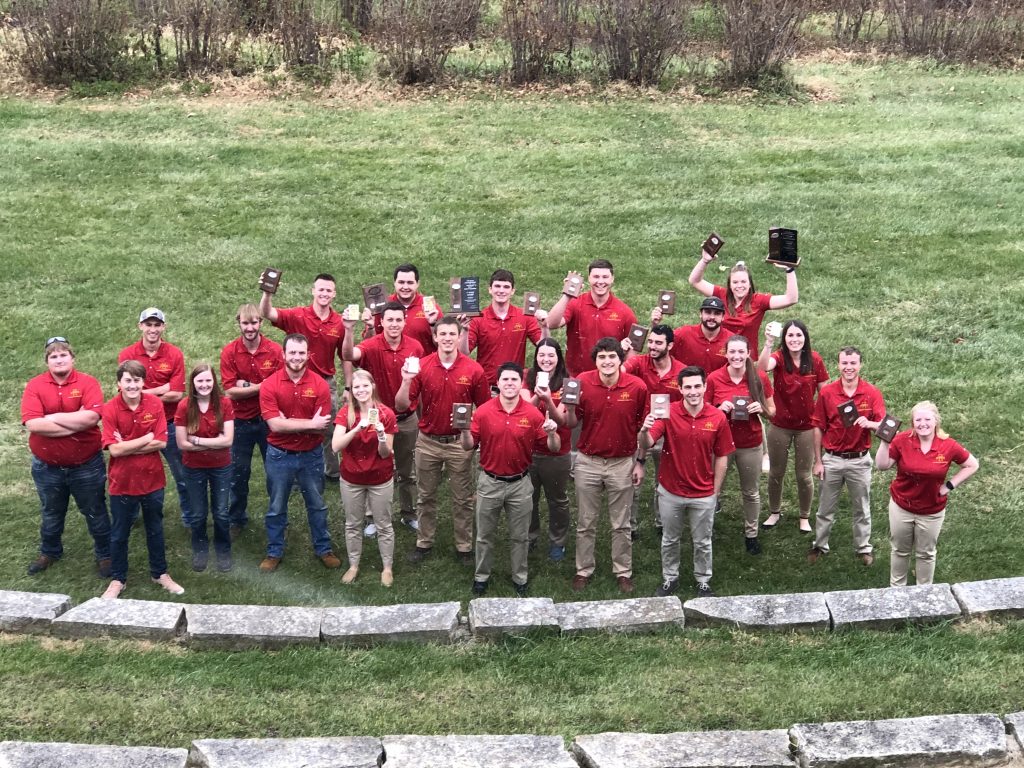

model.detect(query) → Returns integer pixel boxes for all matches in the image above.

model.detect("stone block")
[952,578,1024,620]
[320,602,460,646]
[50,597,184,640]
[555,597,684,636]
[572,730,793,768]
[186,737,381,768]
[184,604,323,650]
[1006,713,1024,751]
[381,734,577,768]
[0,590,72,633]
[468,598,558,639]
[683,592,829,632]
[0,741,186,768]
[791,713,1007,768]
[825,584,962,631]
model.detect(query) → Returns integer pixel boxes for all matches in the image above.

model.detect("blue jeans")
[31,452,110,561]
[264,444,333,559]
[109,489,167,583]
[161,419,191,523]
[228,417,269,527]
[184,464,232,555]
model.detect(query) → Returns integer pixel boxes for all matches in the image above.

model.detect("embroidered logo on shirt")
[141,412,156,426]
[618,392,632,402]
[935,453,946,464]
[513,323,524,332]
[702,420,717,431]
[157,362,172,373]
[302,387,317,397]
[70,388,82,398]
[458,375,471,385]
[260,360,276,371]
[518,418,532,427]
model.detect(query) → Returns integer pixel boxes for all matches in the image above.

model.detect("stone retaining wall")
[2,575,1023,647]
[3,711,1024,768]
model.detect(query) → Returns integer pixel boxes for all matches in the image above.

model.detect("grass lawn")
[1,58,1022,742]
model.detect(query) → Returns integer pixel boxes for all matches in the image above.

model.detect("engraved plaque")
[422,295,437,315]
[732,395,750,421]
[767,227,800,267]
[523,291,541,316]
[449,277,482,316]
[344,303,360,321]
[363,283,388,314]
[452,403,473,429]
[658,290,676,315]
[651,393,671,419]
[562,378,581,405]
[702,233,724,258]
[535,371,549,390]
[563,275,583,298]
[629,324,649,352]
[765,320,783,338]
[837,398,859,428]
[876,414,902,443]
[259,267,283,294]
[405,356,420,374]
[367,408,380,428]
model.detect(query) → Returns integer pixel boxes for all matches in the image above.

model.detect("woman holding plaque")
[875,401,978,587]
[175,363,235,573]
[757,319,829,534]
[524,339,572,562]
[331,369,397,586]
[705,335,775,555]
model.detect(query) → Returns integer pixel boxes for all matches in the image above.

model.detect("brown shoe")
[97,558,112,578]
[617,576,635,594]
[319,552,342,569]
[859,552,875,566]
[27,554,56,576]
[807,546,825,564]
[571,574,591,592]
[259,556,282,572]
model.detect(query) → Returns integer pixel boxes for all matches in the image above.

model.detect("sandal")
[761,513,783,529]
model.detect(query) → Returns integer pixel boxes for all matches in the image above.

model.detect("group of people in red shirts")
[21,245,979,600]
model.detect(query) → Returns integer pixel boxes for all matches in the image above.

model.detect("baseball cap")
[700,297,726,312]
[139,307,166,323]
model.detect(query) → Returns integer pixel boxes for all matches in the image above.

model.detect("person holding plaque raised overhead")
[874,401,978,587]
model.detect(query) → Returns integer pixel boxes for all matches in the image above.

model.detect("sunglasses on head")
[45,336,68,348]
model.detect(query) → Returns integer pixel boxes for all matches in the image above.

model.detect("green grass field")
[1,58,1023,743]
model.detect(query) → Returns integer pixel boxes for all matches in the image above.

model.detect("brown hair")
[725,261,757,316]
[185,362,224,435]
[726,334,766,408]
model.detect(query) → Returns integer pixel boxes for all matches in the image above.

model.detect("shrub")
[591,0,692,85]
[503,0,580,83]
[370,0,483,84]
[885,0,1024,61]
[168,0,242,74]
[825,0,883,45]
[14,0,136,85]
[275,0,344,72]
[716,0,810,87]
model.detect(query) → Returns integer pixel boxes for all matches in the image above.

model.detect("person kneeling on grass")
[331,369,397,587]
[100,360,184,599]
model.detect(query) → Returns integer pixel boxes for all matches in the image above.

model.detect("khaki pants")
[767,424,815,518]
[393,415,419,519]
[323,375,341,478]
[813,452,872,554]
[414,433,474,553]
[630,438,663,532]
[726,445,763,539]
[889,498,944,586]
[475,473,532,585]
[574,453,633,578]
[529,452,571,547]
[658,485,717,585]
[340,478,394,568]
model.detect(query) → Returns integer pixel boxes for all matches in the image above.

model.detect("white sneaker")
[152,573,185,595]
[403,517,420,532]
[101,580,125,599]
[364,522,377,537]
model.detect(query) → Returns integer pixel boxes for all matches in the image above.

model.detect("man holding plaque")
[342,300,424,529]
[463,269,546,385]
[545,259,637,376]
[259,272,347,480]
[459,362,559,596]
[396,315,490,565]
[808,346,885,566]
[369,264,442,354]
[117,307,189,524]
[623,324,683,539]
[653,296,729,373]
[566,337,649,594]
[220,304,283,537]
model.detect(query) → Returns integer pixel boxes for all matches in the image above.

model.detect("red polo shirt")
[21,368,105,467]
[712,285,773,354]
[705,367,774,449]
[373,293,439,354]
[624,354,683,401]
[407,352,490,436]
[768,350,829,431]
[888,431,970,515]
[355,333,424,413]
[470,396,549,476]
[575,370,649,458]
[334,404,399,485]
[102,393,167,496]
[467,305,543,384]
[174,397,235,469]
[272,305,343,377]
[670,324,728,374]
[648,401,735,498]
[219,334,283,420]
[117,340,186,421]
[259,367,332,452]
[812,378,885,453]
[562,292,637,376]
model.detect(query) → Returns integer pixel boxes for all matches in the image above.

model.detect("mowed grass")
[0,59,1023,741]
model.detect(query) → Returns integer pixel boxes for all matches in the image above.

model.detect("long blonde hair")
[346,369,383,429]
[912,400,948,439]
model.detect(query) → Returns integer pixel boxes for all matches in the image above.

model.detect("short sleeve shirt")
[768,350,829,431]
[334,404,399,485]
[648,401,735,498]
[355,333,424,413]
[562,292,636,376]
[470,397,549,476]
[219,334,283,420]
[888,431,970,515]
[468,305,543,385]
[21,368,105,466]
[407,353,490,436]
[174,396,235,469]
[705,367,774,449]
[259,367,332,452]
[812,378,886,453]
[575,370,649,458]
[117,340,186,421]
[272,305,343,377]
[102,393,168,496]
[670,324,728,375]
